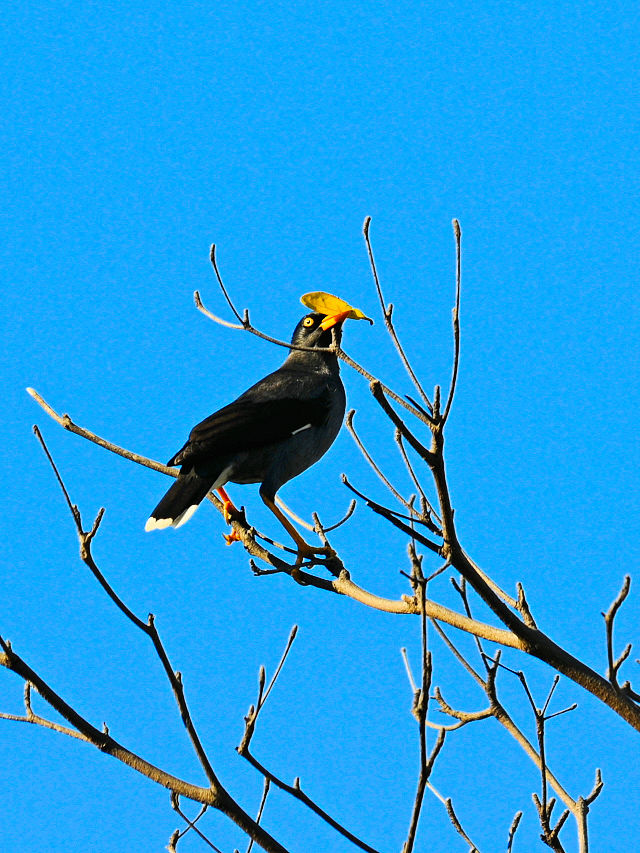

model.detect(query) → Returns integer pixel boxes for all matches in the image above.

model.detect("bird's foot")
[216,486,241,542]
[221,499,234,524]
[223,528,242,546]
[216,486,238,524]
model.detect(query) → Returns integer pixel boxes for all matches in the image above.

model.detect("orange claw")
[216,486,241,543]
[223,529,242,546]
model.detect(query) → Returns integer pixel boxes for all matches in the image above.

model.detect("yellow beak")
[319,309,353,331]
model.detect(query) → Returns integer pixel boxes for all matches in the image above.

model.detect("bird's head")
[291,292,373,350]
[290,311,349,350]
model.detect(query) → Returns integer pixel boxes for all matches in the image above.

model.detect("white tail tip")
[172,504,199,528]
[145,517,173,532]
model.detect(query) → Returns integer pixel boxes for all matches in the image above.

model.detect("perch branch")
[28,375,640,730]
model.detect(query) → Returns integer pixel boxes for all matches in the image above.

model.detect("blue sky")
[2,1,639,851]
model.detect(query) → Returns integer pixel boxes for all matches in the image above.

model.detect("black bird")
[145,305,356,556]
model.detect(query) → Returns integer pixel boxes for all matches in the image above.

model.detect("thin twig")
[395,430,442,532]
[238,627,299,756]
[171,795,222,852]
[585,768,604,806]
[0,681,90,742]
[442,219,461,424]
[403,567,441,853]
[237,630,381,853]
[445,797,480,852]
[431,687,492,730]
[451,577,491,671]
[316,500,357,533]
[346,410,418,515]
[209,244,245,324]
[603,576,636,695]
[28,388,177,476]
[240,748,382,853]
[401,647,418,693]
[32,428,222,790]
[430,620,486,688]
[341,475,442,555]
[363,216,433,412]
[274,496,315,531]
[261,626,298,710]
[274,496,355,535]
[507,811,523,853]
[246,779,271,853]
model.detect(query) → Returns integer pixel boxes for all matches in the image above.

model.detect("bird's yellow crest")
[300,291,373,323]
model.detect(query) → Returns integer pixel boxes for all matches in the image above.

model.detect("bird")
[145,293,370,558]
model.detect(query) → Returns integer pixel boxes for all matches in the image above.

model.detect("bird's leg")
[216,486,236,521]
[260,493,331,565]
[216,486,241,545]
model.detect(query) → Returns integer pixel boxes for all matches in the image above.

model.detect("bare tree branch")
[603,576,638,698]
[30,382,640,732]
[33,427,221,788]
[27,387,176,476]
[245,779,271,853]
[445,797,481,852]
[170,797,221,853]
[402,567,444,853]
[441,219,462,424]
[237,629,382,853]
[209,243,246,325]
[346,409,419,516]
[6,434,292,853]
[8,222,631,853]
[507,811,523,853]
[363,216,433,413]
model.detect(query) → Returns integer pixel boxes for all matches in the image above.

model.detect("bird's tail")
[145,468,214,531]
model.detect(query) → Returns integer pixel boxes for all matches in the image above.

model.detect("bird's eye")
[303,316,315,327]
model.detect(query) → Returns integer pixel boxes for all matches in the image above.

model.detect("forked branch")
[603,575,639,700]
[3,433,289,853]
[237,628,382,853]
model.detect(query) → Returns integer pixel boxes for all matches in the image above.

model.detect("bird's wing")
[169,382,333,466]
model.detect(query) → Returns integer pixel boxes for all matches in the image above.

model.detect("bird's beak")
[320,310,352,331]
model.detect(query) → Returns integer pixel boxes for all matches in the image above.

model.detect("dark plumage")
[145,311,348,536]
